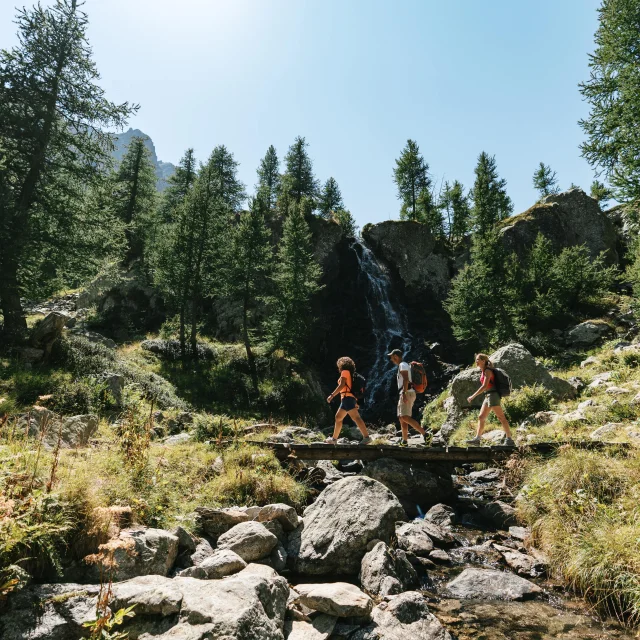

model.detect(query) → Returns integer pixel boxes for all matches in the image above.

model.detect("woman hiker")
[466,353,514,446]
[325,357,371,445]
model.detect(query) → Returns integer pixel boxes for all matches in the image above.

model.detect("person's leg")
[331,408,347,440]
[476,403,490,437]
[403,415,427,436]
[491,405,512,438]
[399,416,409,442]
[347,408,369,438]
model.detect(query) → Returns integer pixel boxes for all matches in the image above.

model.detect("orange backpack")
[410,361,428,393]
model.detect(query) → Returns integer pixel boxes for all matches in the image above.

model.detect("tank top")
[340,370,355,398]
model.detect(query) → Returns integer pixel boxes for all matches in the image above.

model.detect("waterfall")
[352,239,413,407]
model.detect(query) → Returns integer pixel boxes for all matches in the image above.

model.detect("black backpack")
[489,367,512,397]
[350,372,366,401]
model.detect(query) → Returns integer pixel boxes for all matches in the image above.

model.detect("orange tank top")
[340,370,355,398]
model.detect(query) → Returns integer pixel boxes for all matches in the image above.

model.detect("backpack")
[409,362,428,394]
[489,367,512,397]
[350,372,366,401]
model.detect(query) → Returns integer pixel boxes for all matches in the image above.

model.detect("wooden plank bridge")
[247,439,631,464]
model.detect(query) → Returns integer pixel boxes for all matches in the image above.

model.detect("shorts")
[340,396,357,411]
[482,391,501,408]
[397,390,416,417]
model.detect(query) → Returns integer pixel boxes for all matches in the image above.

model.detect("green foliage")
[470,152,513,235]
[532,162,560,198]
[0,0,134,342]
[111,135,158,263]
[417,187,445,238]
[319,177,345,218]
[192,414,235,442]
[590,179,614,206]
[446,233,618,349]
[266,202,323,359]
[439,180,471,247]
[393,139,431,221]
[579,0,640,202]
[281,136,318,207]
[502,385,552,424]
[331,209,358,238]
[256,145,281,211]
[159,148,197,223]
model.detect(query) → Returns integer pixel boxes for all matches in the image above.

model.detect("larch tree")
[0,0,133,344]
[281,136,318,209]
[256,145,281,211]
[159,148,197,223]
[439,180,471,247]
[416,187,444,238]
[319,177,345,218]
[532,162,560,198]
[579,0,640,202]
[228,195,274,391]
[267,199,323,359]
[208,144,246,211]
[393,139,431,221]
[590,179,614,206]
[111,135,157,264]
[470,152,513,235]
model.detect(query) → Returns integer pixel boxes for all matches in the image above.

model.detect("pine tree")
[590,179,614,206]
[579,0,640,202]
[256,145,281,211]
[393,140,431,221]
[159,148,197,223]
[281,136,318,208]
[532,162,560,198]
[228,195,274,390]
[0,0,133,343]
[470,152,513,235]
[319,177,345,218]
[416,187,444,237]
[267,200,323,359]
[208,145,246,211]
[331,209,358,238]
[439,180,471,247]
[111,136,157,264]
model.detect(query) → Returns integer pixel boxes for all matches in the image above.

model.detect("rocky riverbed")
[1,459,634,639]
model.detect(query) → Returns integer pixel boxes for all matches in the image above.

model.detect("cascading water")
[352,239,413,406]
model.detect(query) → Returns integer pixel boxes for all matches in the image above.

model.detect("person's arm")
[327,378,347,403]
[400,368,410,401]
[467,371,492,403]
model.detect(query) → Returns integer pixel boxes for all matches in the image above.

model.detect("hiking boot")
[503,437,516,447]
[359,437,372,445]
[324,437,337,444]
[398,440,408,447]
[466,437,481,446]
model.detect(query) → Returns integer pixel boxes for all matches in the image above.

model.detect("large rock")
[109,569,289,639]
[256,503,300,531]
[360,541,418,596]
[287,476,406,576]
[450,343,575,408]
[30,311,67,354]
[25,412,99,448]
[446,568,542,601]
[86,527,179,581]
[395,521,434,556]
[352,591,452,640]
[566,320,613,347]
[217,521,278,563]
[179,549,247,579]
[196,507,250,539]
[362,220,451,299]
[284,615,337,640]
[425,503,456,528]
[481,501,518,530]
[294,582,373,618]
[362,458,454,516]
[499,188,619,265]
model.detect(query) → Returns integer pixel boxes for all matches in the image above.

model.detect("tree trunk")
[179,302,187,364]
[0,254,27,345]
[243,294,259,393]
[189,291,198,362]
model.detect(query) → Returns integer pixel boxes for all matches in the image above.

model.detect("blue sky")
[0,0,602,226]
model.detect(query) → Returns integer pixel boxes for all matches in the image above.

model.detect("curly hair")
[336,356,356,374]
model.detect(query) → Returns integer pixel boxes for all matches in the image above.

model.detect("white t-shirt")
[397,361,412,391]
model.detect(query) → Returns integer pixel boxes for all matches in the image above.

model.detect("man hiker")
[466,353,514,446]
[388,349,430,446]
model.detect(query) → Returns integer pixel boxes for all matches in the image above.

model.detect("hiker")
[388,349,430,446]
[325,356,371,445]
[466,353,514,446]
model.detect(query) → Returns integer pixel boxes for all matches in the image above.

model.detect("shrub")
[502,385,552,424]
[193,414,235,442]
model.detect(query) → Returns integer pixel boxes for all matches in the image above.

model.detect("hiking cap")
[387,349,403,358]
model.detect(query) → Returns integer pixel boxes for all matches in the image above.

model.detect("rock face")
[216,521,278,563]
[446,568,542,601]
[450,343,574,408]
[360,541,418,596]
[352,591,452,640]
[362,458,455,516]
[287,476,406,576]
[499,188,619,265]
[362,220,451,299]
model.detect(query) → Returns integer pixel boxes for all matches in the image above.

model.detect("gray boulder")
[30,311,67,355]
[284,615,337,640]
[360,541,418,596]
[566,321,613,347]
[481,501,518,530]
[287,476,405,576]
[450,343,574,408]
[352,591,452,640]
[294,582,373,618]
[179,549,247,579]
[425,504,456,528]
[499,188,619,265]
[362,458,454,516]
[217,521,278,562]
[257,503,300,531]
[446,568,542,601]
[196,507,250,539]
[98,372,125,407]
[395,521,434,556]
